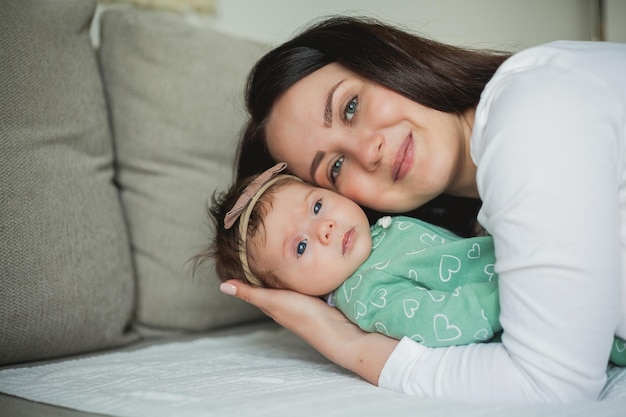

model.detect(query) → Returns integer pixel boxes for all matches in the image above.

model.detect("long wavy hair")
[236,16,510,237]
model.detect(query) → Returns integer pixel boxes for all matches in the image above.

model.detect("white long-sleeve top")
[378,41,626,404]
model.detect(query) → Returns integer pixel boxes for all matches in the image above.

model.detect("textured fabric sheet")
[1,326,625,417]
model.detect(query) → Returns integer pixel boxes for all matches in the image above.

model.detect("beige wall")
[211,0,599,51]
[604,0,626,42]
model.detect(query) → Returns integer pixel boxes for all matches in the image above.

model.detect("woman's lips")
[342,228,355,255]
[392,134,414,182]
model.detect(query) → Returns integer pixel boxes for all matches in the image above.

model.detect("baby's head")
[197,163,372,296]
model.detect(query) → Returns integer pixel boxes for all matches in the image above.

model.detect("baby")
[196,162,626,360]
[194,162,503,348]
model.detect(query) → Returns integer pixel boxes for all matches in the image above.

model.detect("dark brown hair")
[236,16,510,237]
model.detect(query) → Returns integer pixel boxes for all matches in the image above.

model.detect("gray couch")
[1,0,268,362]
[1,0,267,413]
[2,2,626,416]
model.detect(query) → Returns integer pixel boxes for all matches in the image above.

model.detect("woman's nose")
[317,219,336,244]
[351,131,383,171]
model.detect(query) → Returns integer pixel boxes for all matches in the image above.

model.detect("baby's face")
[252,181,372,296]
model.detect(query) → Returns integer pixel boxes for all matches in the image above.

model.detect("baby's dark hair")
[192,174,301,288]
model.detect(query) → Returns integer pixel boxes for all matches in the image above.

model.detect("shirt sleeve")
[380,62,624,403]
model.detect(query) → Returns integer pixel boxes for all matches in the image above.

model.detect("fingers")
[219,279,319,324]
[220,279,257,304]
[219,281,262,318]
[220,280,280,319]
[219,281,238,296]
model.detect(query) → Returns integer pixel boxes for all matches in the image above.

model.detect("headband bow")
[223,162,300,287]
[224,162,288,229]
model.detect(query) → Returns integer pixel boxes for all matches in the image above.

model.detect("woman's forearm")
[296,314,398,385]
[350,332,399,385]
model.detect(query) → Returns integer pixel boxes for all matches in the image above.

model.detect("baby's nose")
[318,220,335,244]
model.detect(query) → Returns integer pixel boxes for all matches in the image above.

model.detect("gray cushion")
[0,0,137,365]
[98,7,268,331]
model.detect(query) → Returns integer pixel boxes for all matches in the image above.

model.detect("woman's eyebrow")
[310,151,325,184]
[315,79,346,182]
[324,79,345,127]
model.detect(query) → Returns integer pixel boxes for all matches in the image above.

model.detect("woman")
[221,16,626,403]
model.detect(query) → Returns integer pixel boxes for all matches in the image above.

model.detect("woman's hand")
[220,280,399,386]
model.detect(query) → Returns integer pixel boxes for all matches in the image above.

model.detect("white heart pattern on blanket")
[343,274,362,302]
[372,260,391,270]
[414,286,446,302]
[410,334,426,343]
[484,264,496,281]
[372,231,386,249]
[354,301,367,319]
[370,288,387,308]
[403,299,420,318]
[397,221,413,231]
[374,322,390,336]
[434,314,462,342]
[473,328,490,341]
[420,233,445,246]
[467,242,480,259]
[439,254,461,282]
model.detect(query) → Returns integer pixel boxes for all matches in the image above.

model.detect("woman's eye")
[313,200,322,215]
[296,240,307,257]
[343,96,358,122]
[330,156,344,184]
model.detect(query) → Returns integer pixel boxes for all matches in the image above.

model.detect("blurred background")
[208,0,625,50]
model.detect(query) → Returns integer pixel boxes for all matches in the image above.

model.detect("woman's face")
[265,63,477,212]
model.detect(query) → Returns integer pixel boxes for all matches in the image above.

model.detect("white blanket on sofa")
[1,324,625,417]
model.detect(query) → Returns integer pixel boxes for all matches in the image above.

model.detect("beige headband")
[224,162,301,287]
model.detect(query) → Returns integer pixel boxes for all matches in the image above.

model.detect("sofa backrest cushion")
[0,0,137,365]
[98,7,268,332]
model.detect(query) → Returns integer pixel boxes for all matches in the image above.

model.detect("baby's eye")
[313,200,322,215]
[330,156,344,184]
[344,96,358,122]
[296,240,307,257]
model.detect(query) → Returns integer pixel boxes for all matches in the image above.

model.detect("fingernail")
[220,283,237,296]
